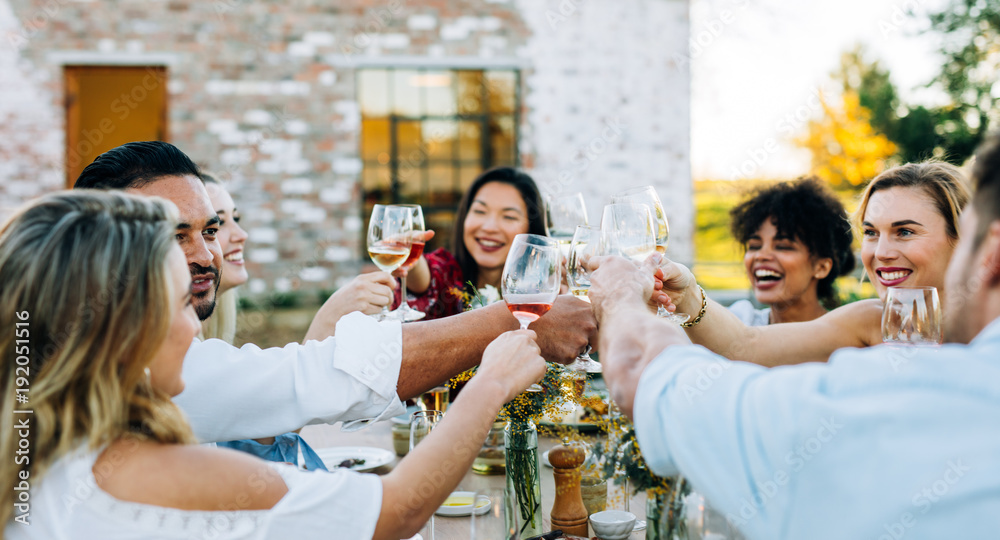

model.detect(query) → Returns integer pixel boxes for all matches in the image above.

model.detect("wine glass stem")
[399,269,409,313]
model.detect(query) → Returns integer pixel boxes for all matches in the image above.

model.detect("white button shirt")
[633,317,1000,540]
[175,311,405,442]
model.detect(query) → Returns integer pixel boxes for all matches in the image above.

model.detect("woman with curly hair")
[727,177,856,326]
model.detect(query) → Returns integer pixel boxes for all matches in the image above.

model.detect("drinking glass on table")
[471,487,517,540]
[501,233,561,392]
[546,192,589,261]
[611,187,689,324]
[367,204,413,321]
[389,204,427,322]
[565,225,602,374]
[410,410,444,540]
[882,286,942,345]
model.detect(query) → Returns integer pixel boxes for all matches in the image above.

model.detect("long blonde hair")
[200,288,238,343]
[0,191,195,528]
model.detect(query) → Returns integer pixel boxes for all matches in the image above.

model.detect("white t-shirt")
[726,299,771,327]
[6,445,383,539]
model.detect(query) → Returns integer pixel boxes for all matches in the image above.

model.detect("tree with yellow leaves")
[796,89,897,189]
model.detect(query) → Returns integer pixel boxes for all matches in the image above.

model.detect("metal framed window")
[358,68,521,253]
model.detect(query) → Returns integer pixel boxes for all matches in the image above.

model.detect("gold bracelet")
[680,285,708,328]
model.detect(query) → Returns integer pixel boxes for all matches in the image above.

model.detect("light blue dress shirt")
[633,317,1000,540]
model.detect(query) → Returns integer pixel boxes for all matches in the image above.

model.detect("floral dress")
[392,247,466,320]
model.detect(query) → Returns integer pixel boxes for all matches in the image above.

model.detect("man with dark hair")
[75,141,598,443]
[588,131,1000,538]
[75,141,221,320]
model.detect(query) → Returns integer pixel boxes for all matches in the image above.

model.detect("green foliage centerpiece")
[592,416,691,540]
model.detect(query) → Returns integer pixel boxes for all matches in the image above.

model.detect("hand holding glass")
[882,286,942,345]
[367,205,413,321]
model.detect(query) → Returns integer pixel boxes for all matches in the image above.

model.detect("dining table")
[301,416,648,539]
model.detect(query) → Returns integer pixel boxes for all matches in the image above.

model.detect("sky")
[690,0,952,181]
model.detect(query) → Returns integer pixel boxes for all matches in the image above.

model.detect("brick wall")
[0,0,690,300]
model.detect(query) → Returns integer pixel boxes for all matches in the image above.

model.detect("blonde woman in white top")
[1,191,546,539]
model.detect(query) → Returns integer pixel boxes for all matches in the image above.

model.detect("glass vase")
[505,420,543,537]
[647,476,692,540]
[473,420,507,475]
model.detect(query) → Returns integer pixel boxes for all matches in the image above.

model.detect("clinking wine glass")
[600,203,656,263]
[546,192,589,261]
[566,225,602,374]
[882,286,942,345]
[388,204,427,322]
[612,186,689,324]
[502,233,561,392]
[410,410,444,540]
[367,205,413,321]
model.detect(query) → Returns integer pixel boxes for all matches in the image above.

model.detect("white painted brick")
[284,159,312,175]
[279,81,310,96]
[167,80,185,94]
[280,200,309,214]
[256,160,282,175]
[286,120,309,135]
[249,248,278,264]
[380,33,410,49]
[274,277,292,292]
[220,148,252,166]
[287,41,316,57]
[407,14,437,30]
[295,206,327,223]
[281,177,312,195]
[304,32,336,46]
[244,109,272,125]
[208,119,238,134]
[248,278,267,295]
[125,40,144,54]
[300,267,329,282]
[439,23,469,41]
[343,215,362,232]
[318,70,337,86]
[249,227,278,244]
[480,16,502,32]
[332,157,362,175]
[324,246,353,262]
[319,185,352,205]
[97,38,115,52]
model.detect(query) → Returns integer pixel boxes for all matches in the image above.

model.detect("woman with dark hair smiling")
[392,166,548,319]
[727,177,856,326]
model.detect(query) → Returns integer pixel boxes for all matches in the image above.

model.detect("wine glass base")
[660,312,690,325]
[524,384,544,392]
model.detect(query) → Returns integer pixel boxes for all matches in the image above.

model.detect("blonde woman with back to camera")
[0,190,546,539]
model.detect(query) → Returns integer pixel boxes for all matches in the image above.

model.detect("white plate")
[316,446,395,472]
[435,491,492,517]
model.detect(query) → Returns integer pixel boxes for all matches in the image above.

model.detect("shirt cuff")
[333,311,403,401]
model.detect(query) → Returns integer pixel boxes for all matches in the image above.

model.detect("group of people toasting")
[3,128,1000,539]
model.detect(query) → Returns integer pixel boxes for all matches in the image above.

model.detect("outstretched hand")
[477,330,547,402]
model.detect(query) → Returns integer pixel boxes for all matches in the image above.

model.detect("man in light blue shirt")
[588,131,1000,540]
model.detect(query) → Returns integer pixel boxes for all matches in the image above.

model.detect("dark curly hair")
[730,177,856,307]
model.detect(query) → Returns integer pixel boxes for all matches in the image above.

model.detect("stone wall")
[0,0,690,299]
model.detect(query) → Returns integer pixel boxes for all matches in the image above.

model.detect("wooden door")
[64,66,168,187]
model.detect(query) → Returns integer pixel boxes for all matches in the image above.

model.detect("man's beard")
[191,263,221,321]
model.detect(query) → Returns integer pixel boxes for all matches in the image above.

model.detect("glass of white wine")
[600,203,656,264]
[546,192,589,261]
[566,225,601,373]
[882,286,942,345]
[367,204,413,321]
[611,186,689,324]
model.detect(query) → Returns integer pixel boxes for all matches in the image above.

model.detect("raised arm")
[659,259,883,366]
[395,294,597,400]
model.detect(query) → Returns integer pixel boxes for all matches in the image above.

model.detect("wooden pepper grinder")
[549,440,590,537]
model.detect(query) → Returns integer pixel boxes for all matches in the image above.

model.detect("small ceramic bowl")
[590,510,637,540]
